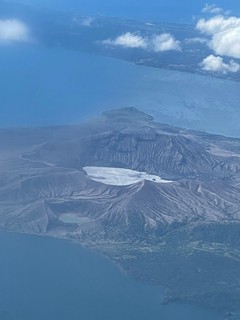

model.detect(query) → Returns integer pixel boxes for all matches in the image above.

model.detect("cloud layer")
[196,15,240,59]
[103,32,181,52]
[201,54,240,73]
[0,19,30,43]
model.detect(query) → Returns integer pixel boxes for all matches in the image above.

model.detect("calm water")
[0,43,240,137]
[0,231,220,320]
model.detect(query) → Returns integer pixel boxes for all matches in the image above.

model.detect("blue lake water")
[0,43,240,137]
[0,231,220,320]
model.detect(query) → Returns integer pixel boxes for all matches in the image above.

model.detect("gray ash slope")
[1,107,240,314]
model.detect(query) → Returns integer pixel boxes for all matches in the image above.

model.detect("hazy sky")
[5,0,240,23]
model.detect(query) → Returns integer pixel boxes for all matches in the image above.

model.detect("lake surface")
[0,43,240,136]
[0,231,220,320]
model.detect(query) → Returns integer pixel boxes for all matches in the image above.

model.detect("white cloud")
[72,16,95,27]
[103,32,181,52]
[201,54,240,73]
[151,33,181,52]
[196,15,240,59]
[0,19,30,43]
[81,17,95,27]
[103,32,148,49]
[211,25,240,59]
[202,3,229,15]
[196,15,240,34]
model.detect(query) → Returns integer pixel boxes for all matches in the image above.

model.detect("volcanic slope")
[1,107,240,314]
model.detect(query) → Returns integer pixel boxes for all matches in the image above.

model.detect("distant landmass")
[0,107,240,317]
[1,1,240,82]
